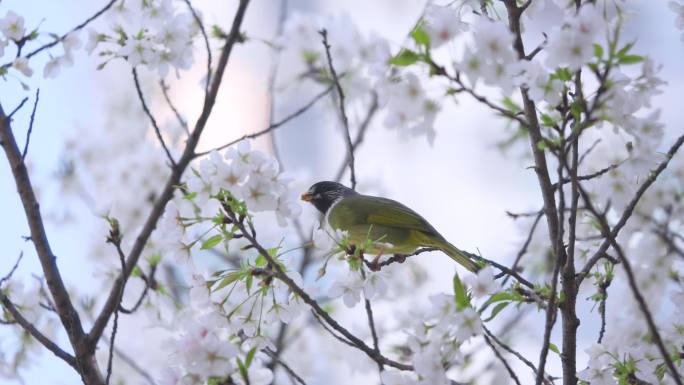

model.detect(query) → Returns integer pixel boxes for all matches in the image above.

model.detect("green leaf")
[201,234,223,250]
[618,55,644,64]
[147,253,161,267]
[237,358,248,384]
[453,272,470,310]
[502,97,521,113]
[536,140,547,151]
[389,49,420,67]
[554,68,572,82]
[540,114,556,127]
[549,343,560,355]
[245,347,257,367]
[483,301,509,322]
[213,272,242,292]
[302,50,320,65]
[246,273,253,293]
[255,255,267,267]
[616,42,635,58]
[410,26,431,47]
[593,43,604,59]
[131,266,142,278]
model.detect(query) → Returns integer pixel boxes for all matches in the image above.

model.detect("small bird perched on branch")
[301,181,480,272]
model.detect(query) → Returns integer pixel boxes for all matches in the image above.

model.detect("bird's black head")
[301,181,356,214]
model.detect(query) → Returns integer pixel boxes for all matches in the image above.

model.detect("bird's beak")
[300,192,313,202]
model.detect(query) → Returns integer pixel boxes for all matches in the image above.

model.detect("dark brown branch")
[88,0,252,350]
[319,29,356,190]
[22,88,39,160]
[194,84,333,158]
[132,68,176,167]
[0,293,77,368]
[501,2,568,384]
[0,103,102,384]
[1,0,118,69]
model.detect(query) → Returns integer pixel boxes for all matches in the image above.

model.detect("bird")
[300,181,480,272]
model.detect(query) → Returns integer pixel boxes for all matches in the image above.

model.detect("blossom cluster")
[87,0,198,77]
[0,10,82,79]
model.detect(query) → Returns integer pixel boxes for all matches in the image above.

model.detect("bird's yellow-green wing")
[328,195,441,237]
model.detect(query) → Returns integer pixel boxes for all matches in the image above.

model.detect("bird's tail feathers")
[440,242,481,273]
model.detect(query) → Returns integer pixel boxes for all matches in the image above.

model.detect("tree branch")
[0,293,77,368]
[88,0,252,350]
[0,103,103,384]
[319,29,356,190]
[131,68,176,167]
[22,88,39,160]
[223,208,413,371]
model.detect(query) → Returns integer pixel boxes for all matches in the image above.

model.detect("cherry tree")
[1,1,683,385]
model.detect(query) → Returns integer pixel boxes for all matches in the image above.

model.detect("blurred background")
[1,0,682,384]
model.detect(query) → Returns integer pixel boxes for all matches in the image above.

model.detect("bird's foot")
[393,253,408,263]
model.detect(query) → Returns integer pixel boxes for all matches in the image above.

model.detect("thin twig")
[131,67,176,167]
[1,0,118,69]
[310,310,356,348]
[319,29,356,190]
[105,225,127,385]
[101,334,158,385]
[264,348,307,385]
[502,210,543,286]
[483,334,522,385]
[333,93,378,182]
[22,89,39,160]
[194,85,333,158]
[182,0,212,94]
[482,325,552,385]
[0,252,23,287]
[159,80,189,134]
[596,276,611,344]
[7,97,29,120]
[360,268,383,373]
